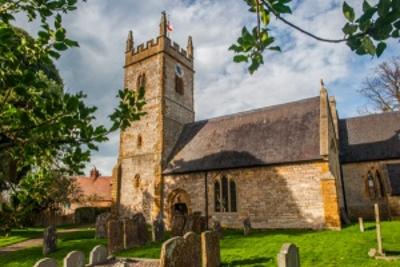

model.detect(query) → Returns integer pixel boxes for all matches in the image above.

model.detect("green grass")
[117,221,400,267]
[0,228,43,248]
[1,222,400,266]
[0,228,106,267]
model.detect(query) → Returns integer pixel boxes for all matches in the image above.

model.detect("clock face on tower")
[175,63,184,78]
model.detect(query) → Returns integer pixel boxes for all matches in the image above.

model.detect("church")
[111,12,400,230]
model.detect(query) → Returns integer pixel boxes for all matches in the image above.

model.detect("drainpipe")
[205,171,209,230]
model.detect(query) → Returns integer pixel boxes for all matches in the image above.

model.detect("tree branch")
[260,0,351,43]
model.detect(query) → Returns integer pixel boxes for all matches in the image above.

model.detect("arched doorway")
[167,189,191,227]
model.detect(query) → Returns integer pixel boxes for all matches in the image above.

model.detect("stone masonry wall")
[119,51,163,221]
[342,159,400,220]
[164,161,339,230]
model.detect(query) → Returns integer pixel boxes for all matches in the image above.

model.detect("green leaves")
[230,24,281,74]
[343,2,355,22]
[109,87,146,132]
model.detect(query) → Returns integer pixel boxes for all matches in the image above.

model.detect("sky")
[16,0,398,176]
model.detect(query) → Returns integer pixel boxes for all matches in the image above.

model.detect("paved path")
[0,227,92,255]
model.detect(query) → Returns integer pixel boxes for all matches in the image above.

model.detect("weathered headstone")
[160,231,201,267]
[374,203,384,255]
[191,212,206,234]
[89,245,108,265]
[63,250,85,267]
[358,217,365,233]
[171,214,186,236]
[43,226,57,255]
[95,212,111,239]
[33,258,57,267]
[152,214,165,242]
[108,218,124,254]
[201,230,220,267]
[123,217,137,249]
[211,220,223,239]
[277,243,300,267]
[243,217,252,236]
[113,260,128,267]
[132,212,148,246]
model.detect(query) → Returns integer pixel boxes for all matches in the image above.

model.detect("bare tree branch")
[360,57,400,113]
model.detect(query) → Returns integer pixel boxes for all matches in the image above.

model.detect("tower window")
[137,73,146,90]
[134,174,140,189]
[175,75,184,95]
[137,134,142,148]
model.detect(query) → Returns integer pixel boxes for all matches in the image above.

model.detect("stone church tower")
[112,12,195,221]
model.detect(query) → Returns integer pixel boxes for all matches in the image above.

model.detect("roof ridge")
[190,95,320,125]
[341,110,400,121]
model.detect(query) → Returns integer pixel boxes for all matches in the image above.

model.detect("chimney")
[90,166,100,179]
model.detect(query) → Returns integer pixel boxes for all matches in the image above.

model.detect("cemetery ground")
[1,222,400,266]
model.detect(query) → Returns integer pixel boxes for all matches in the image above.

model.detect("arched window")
[214,180,221,212]
[175,75,184,95]
[134,174,140,189]
[137,73,146,90]
[137,134,142,148]
[230,180,237,212]
[214,176,237,213]
[367,171,376,199]
[376,171,385,198]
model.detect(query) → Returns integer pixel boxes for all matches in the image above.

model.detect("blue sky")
[16,0,399,175]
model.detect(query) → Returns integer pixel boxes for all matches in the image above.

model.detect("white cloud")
[14,0,397,175]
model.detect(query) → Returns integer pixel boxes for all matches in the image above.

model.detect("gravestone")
[171,214,186,236]
[152,214,165,242]
[33,258,57,267]
[191,212,206,234]
[277,243,300,267]
[374,203,384,255]
[123,217,137,249]
[89,245,108,265]
[108,218,124,254]
[160,231,201,267]
[358,217,364,233]
[211,220,223,239]
[95,212,111,239]
[63,251,85,267]
[201,230,220,267]
[132,212,148,246]
[43,226,57,255]
[243,217,252,236]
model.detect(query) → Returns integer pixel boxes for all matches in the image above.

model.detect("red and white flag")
[167,17,173,32]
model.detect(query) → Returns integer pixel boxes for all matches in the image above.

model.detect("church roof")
[339,111,400,163]
[164,96,322,174]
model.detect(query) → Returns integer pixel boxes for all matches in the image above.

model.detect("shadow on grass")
[222,257,272,266]
[384,250,400,256]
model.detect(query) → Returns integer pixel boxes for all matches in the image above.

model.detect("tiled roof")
[73,176,112,201]
[339,111,400,163]
[164,96,322,174]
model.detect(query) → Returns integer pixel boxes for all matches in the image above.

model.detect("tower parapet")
[124,12,193,70]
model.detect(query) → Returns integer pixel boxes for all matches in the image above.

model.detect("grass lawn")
[1,222,400,266]
[118,221,400,267]
[0,228,43,248]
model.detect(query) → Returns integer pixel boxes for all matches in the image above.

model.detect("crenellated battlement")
[125,36,193,69]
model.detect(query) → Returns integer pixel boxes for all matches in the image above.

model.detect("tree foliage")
[360,57,400,112]
[231,0,400,73]
[0,0,146,229]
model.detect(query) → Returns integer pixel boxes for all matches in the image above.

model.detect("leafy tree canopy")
[231,0,400,73]
[0,0,146,228]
